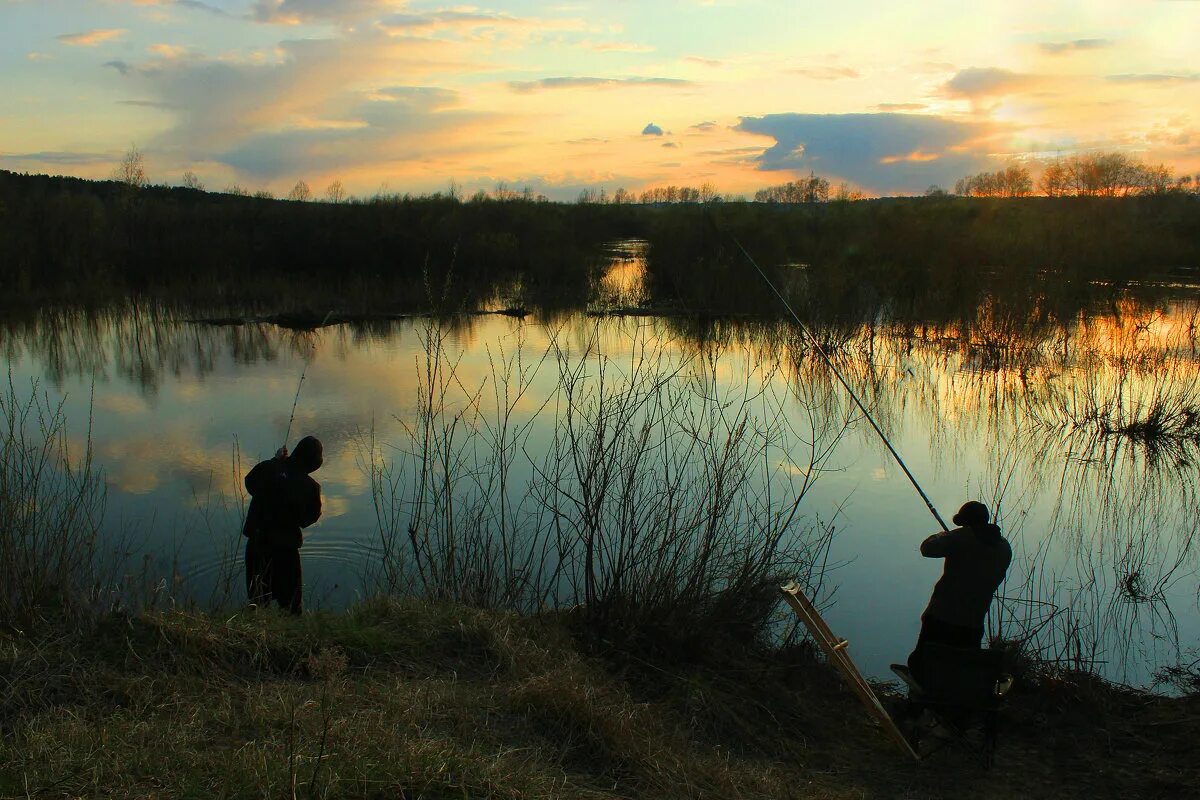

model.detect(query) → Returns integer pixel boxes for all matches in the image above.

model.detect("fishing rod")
[282,309,335,453]
[719,223,950,532]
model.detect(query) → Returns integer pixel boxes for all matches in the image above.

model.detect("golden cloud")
[879,150,941,164]
[57,28,127,46]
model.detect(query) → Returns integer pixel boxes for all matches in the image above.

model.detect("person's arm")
[920,528,962,558]
[295,480,322,529]
[245,457,287,497]
[244,461,268,497]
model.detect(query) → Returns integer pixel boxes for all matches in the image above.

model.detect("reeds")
[0,372,105,627]
[366,319,842,651]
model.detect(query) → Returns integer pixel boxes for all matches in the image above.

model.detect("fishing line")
[282,309,335,450]
[719,224,950,532]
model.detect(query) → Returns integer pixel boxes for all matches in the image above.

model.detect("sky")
[1,0,1198,199]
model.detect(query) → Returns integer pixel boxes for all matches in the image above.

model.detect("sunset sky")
[2,0,1197,198]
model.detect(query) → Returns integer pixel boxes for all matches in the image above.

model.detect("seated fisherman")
[243,435,323,614]
[907,501,1012,689]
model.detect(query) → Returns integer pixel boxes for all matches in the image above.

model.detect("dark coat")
[920,523,1012,629]
[242,443,322,551]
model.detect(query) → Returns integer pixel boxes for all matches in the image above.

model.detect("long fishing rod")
[722,227,950,532]
[282,309,335,452]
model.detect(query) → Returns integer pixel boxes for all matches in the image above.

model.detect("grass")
[2,599,1197,799]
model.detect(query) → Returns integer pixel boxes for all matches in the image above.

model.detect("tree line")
[5,149,1199,323]
[953,152,1199,198]
[112,142,1200,207]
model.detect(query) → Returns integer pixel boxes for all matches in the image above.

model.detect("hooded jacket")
[920,523,1012,629]
[242,437,323,550]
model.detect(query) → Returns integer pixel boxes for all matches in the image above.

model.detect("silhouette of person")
[907,501,1012,687]
[243,436,323,614]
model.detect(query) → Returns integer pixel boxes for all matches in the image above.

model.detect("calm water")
[4,248,1198,687]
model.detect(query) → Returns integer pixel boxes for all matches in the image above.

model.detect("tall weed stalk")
[0,373,105,627]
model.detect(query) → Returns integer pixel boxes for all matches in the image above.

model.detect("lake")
[3,243,1197,687]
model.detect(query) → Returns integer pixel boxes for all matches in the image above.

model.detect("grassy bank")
[2,599,1196,799]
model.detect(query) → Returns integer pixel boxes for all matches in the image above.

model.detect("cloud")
[662,141,678,148]
[219,86,475,178]
[252,0,401,24]
[942,67,1032,98]
[508,76,693,93]
[377,9,587,41]
[100,30,491,180]
[118,99,178,109]
[177,0,229,14]
[148,43,189,59]
[1106,72,1200,83]
[583,41,656,53]
[690,121,718,132]
[873,102,927,111]
[378,10,522,33]
[684,56,723,67]
[0,150,114,166]
[57,28,127,46]
[26,52,53,61]
[790,66,861,80]
[735,112,993,193]
[128,0,228,13]
[700,145,762,157]
[642,122,664,136]
[1038,38,1113,55]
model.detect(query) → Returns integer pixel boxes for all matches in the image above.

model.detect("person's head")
[952,500,990,527]
[290,435,323,474]
[950,503,988,527]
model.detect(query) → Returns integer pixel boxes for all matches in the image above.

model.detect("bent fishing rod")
[716,221,950,533]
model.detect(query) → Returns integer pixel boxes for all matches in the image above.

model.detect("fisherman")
[243,435,323,614]
[907,500,1012,688]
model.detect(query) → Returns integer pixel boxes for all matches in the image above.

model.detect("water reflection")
[2,259,1198,686]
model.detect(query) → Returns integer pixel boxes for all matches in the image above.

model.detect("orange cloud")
[942,67,1034,98]
[880,150,941,164]
[148,43,188,59]
[57,28,127,46]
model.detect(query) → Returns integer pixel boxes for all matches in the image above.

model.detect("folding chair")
[890,644,1014,767]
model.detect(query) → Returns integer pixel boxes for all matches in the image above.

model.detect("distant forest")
[2,167,1198,321]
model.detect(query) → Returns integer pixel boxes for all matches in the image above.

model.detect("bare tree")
[324,180,345,203]
[181,171,204,191]
[1038,152,1177,197]
[287,180,311,201]
[954,165,1032,197]
[114,144,147,188]
[1039,161,1069,196]
[754,173,832,203]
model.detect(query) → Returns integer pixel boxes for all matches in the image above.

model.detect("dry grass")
[2,599,1196,800]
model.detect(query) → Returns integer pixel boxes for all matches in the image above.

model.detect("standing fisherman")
[243,435,323,613]
[907,500,1012,686]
